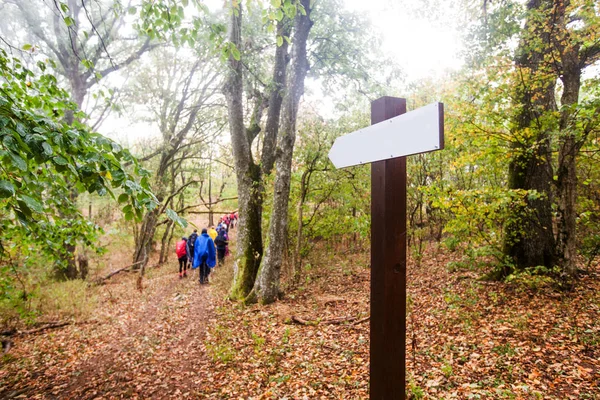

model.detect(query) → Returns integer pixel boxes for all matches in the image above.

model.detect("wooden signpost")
[328,97,444,399]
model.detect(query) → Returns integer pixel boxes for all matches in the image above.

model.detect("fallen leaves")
[0,242,598,399]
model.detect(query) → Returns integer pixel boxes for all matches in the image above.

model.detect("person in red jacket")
[176,237,189,278]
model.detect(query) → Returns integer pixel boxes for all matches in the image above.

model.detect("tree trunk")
[133,147,173,266]
[555,40,582,280]
[208,156,214,227]
[224,3,264,300]
[231,166,264,299]
[503,0,556,273]
[159,220,174,264]
[261,19,293,175]
[133,208,160,266]
[293,170,309,283]
[54,77,87,281]
[251,0,313,304]
[78,253,89,280]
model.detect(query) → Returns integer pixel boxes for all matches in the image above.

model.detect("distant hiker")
[187,229,198,265]
[208,226,218,242]
[229,213,236,229]
[192,228,216,284]
[220,227,230,256]
[214,229,229,265]
[176,237,189,278]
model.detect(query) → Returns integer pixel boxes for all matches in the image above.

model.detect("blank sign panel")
[328,102,444,169]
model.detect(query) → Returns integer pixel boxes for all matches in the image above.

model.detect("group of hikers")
[175,213,238,284]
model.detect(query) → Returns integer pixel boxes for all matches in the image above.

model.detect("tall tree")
[129,47,222,270]
[552,0,600,278]
[0,49,156,273]
[503,0,557,271]
[224,1,301,300]
[3,0,155,113]
[249,0,313,304]
[2,0,156,279]
[476,0,600,280]
[224,0,386,303]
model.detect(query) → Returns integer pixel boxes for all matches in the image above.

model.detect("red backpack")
[176,240,187,258]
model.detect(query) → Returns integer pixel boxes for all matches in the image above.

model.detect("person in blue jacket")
[192,228,216,284]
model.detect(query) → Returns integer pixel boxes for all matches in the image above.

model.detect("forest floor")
[0,236,599,399]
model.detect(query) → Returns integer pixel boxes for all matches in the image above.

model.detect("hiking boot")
[183,271,187,278]
[179,273,182,279]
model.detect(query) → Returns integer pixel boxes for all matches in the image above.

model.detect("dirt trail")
[0,265,218,399]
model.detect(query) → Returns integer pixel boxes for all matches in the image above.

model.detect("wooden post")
[370,96,407,399]
[328,97,444,398]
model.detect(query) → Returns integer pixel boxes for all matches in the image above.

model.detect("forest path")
[0,263,219,399]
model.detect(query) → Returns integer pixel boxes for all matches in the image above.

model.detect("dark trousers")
[217,248,226,265]
[198,255,210,283]
[178,256,187,273]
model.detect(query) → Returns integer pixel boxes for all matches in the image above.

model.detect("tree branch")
[159,179,200,214]
[92,39,160,86]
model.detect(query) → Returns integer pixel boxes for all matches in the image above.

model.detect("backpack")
[214,236,227,249]
[176,241,187,258]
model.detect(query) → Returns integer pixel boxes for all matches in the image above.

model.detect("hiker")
[214,229,228,266]
[229,212,236,229]
[220,226,230,256]
[208,226,218,242]
[192,228,216,284]
[221,220,228,233]
[175,237,189,278]
[187,229,198,266]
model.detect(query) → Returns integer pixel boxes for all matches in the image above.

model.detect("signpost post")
[328,97,444,399]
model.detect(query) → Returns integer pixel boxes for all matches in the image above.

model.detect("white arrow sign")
[328,102,444,169]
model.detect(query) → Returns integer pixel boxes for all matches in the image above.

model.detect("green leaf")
[82,59,93,69]
[166,208,187,228]
[64,16,75,27]
[42,142,53,156]
[10,153,27,171]
[19,195,44,213]
[22,44,33,51]
[274,9,284,21]
[128,6,137,15]
[53,156,68,165]
[277,35,283,47]
[177,216,188,228]
[16,201,32,219]
[0,180,16,198]
[166,208,178,221]
[118,193,129,204]
[231,46,241,61]
[283,3,296,18]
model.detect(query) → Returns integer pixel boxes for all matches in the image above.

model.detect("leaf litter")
[0,241,598,399]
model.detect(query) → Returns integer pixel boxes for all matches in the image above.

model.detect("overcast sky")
[102,0,464,144]
[342,0,463,80]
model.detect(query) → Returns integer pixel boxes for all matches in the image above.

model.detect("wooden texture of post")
[370,96,407,399]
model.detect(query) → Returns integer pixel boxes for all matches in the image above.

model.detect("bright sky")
[101,0,464,144]
[342,0,463,81]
